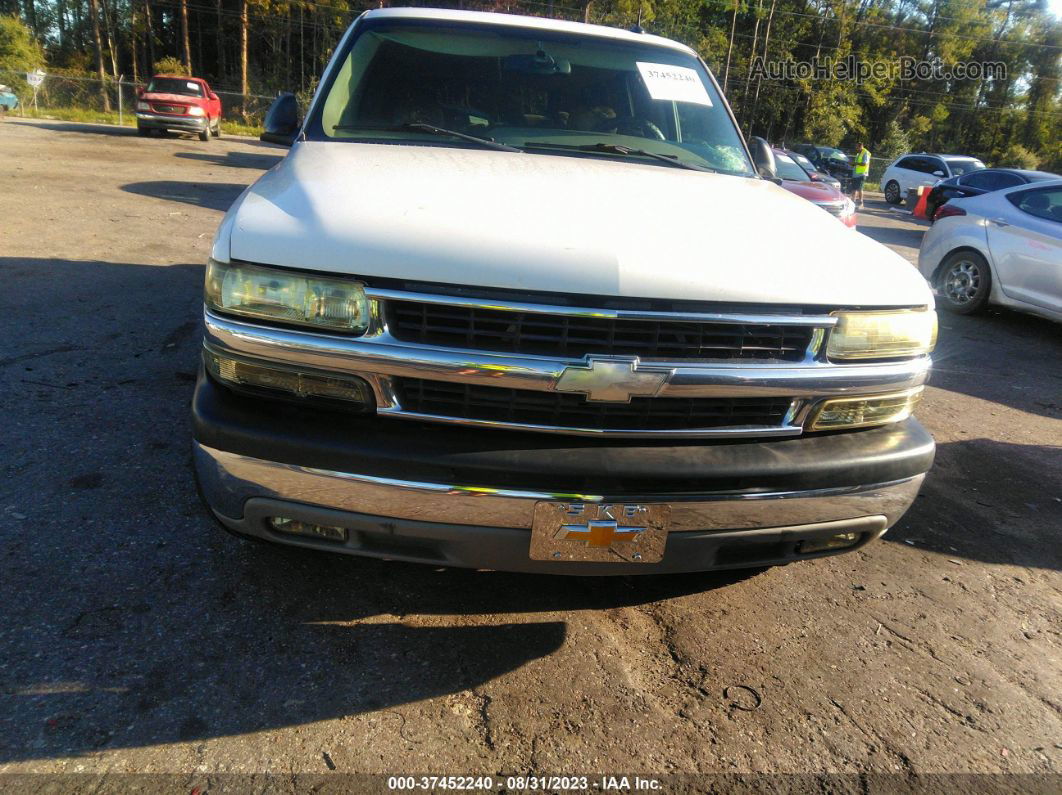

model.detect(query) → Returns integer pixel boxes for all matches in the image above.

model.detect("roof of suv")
[360,8,696,56]
[948,168,1060,180]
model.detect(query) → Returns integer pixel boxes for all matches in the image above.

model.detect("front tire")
[198,127,210,141]
[137,124,149,137]
[212,119,221,137]
[938,250,991,314]
[884,180,902,205]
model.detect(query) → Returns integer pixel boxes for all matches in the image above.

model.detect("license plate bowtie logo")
[554,356,672,403]
[555,504,649,547]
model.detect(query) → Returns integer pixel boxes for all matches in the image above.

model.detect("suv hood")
[219,142,930,307]
[780,179,845,202]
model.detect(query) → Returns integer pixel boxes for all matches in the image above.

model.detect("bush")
[152,57,189,77]
[999,144,1040,170]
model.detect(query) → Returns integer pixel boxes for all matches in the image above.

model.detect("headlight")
[136,101,150,111]
[187,105,206,116]
[826,309,937,360]
[840,198,856,217]
[205,259,370,334]
[809,387,923,431]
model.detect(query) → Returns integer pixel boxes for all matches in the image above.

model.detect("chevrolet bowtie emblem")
[555,519,646,548]
[554,356,673,403]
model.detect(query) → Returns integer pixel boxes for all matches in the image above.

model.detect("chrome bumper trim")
[194,442,926,533]
[204,311,931,401]
[136,112,206,126]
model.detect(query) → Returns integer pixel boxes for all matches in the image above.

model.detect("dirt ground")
[1,119,1059,789]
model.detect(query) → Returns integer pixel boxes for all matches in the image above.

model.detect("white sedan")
[918,179,1062,321]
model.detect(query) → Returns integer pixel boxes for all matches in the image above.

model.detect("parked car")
[135,74,222,141]
[773,148,856,227]
[0,84,18,113]
[783,148,843,190]
[194,8,937,576]
[925,168,1060,221]
[918,180,1062,321]
[881,153,985,205]
[790,144,853,188]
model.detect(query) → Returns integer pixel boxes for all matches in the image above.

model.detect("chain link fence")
[1,69,275,133]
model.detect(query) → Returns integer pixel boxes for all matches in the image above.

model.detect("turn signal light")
[798,532,861,554]
[269,517,348,542]
[205,349,374,408]
[809,387,923,431]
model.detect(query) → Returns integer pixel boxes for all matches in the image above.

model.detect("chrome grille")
[387,301,814,362]
[151,103,186,114]
[396,378,794,432]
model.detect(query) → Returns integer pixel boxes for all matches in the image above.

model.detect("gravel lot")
[1,119,1059,787]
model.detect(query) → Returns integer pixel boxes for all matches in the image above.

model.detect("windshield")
[945,158,985,176]
[820,148,848,162]
[147,77,203,97]
[792,153,818,172]
[775,153,810,181]
[309,21,753,176]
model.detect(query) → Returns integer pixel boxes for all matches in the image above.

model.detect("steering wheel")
[593,115,666,141]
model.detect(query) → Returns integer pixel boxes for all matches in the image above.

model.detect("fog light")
[809,387,923,431]
[269,517,348,542]
[798,532,861,554]
[205,349,373,407]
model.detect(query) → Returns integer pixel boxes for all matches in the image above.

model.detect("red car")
[136,75,222,141]
[773,147,857,228]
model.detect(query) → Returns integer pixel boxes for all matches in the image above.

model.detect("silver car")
[918,179,1062,322]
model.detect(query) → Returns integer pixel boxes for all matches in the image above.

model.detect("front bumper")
[136,112,207,130]
[193,373,934,575]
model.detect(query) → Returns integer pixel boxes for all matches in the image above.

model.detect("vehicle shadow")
[8,120,136,137]
[0,255,758,762]
[856,222,925,251]
[885,437,1062,571]
[121,180,247,212]
[930,306,1062,418]
[175,150,284,170]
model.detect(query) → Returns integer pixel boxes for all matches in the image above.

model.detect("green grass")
[19,105,135,126]
[17,106,263,137]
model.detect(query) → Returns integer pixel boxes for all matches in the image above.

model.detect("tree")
[86,0,110,111]
[240,0,248,96]
[180,0,192,73]
[999,143,1040,169]
[876,120,911,165]
[0,14,44,74]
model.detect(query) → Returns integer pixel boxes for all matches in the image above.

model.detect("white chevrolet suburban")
[193,8,937,574]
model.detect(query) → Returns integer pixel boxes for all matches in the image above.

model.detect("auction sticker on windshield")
[636,62,713,106]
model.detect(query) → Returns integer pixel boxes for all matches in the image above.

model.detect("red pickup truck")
[136,75,222,141]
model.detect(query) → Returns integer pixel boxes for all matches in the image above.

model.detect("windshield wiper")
[333,122,521,153]
[523,141,717,173]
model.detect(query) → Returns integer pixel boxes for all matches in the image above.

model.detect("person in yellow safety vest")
[852,143,871,209]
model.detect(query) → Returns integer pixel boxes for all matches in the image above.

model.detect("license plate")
[529,502,671,564]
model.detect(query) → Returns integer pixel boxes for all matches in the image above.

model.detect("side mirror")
[808,172,821,181]
[748,136,777,180]
[209,92,218,101]
[261,92,300,146]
